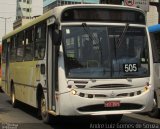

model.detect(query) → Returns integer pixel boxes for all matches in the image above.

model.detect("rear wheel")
[11,85,17,108]
[105,114,123,123]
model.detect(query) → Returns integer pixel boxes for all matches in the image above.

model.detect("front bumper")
[59,86,153,116]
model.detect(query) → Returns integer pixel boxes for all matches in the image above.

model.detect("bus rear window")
[61,8,145,24]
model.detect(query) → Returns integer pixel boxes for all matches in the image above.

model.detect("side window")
[2,40,7,63]
[24,27,34,61]
[34,22,46,60]
[16,31,24,61]
[150,32,160,63]
[155,32,160,62]
[10,36,17,62]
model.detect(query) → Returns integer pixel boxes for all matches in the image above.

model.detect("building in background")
[16,0,32,20]
[16,0,43,19]
[147,0,159,26]
[14,0,43,29]
[147,4,158,26]
[43,0,99,13]
[0,0,17,41]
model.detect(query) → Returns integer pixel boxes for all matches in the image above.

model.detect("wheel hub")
[41,98,47,117]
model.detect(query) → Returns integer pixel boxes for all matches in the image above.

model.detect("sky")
[0,0,43,42]
[0,0,17,42]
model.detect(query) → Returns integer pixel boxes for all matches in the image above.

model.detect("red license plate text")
[104,101,120,107]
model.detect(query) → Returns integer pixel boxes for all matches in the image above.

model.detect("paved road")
[0,92,160,129]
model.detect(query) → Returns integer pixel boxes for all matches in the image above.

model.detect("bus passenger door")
[47,22,57,112]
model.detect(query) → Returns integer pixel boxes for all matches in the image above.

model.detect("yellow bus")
[2,4,154,123]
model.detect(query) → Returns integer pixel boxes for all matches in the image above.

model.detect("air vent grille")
[91,84,132,88]
[74,81,88,88]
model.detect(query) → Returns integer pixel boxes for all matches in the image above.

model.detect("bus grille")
[77,103,143,112]
[91,84,132,88]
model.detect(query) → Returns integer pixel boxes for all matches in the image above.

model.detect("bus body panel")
[10,61,38,107]
[58,87,153,115]
[2,60,47,108]
[153,63,160,108]
[149,24,160,109]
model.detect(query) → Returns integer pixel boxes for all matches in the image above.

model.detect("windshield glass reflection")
[62,25,149,79]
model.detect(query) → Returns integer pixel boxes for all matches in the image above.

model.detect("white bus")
[148,24,160,117]
[2,4,154,123]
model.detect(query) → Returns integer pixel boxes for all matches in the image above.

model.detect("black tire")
[38,93,52,123]
[105,114,123,123]
[11,85,17,108]
[148,94,160,118]
[0,87,4,93]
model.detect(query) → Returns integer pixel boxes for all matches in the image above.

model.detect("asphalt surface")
[0,91,160,129]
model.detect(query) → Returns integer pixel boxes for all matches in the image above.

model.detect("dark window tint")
[34,22,46,60]
[26,8,31,12]
[150,32,160,63]
[16,31,24,61]
[62,26,149,78]
[10,37,17,62]
[27,0,29,3]
[2,40,7,63]
[62,8,145,24]
[24,27,34,61]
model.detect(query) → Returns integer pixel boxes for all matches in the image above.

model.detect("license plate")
[104,101,120,107]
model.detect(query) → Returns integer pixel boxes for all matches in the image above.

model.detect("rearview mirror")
[53,29,62,46]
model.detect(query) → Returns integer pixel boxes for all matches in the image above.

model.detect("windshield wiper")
[82,23,100,45]
[82,23,103,64]
[116,23,129,48]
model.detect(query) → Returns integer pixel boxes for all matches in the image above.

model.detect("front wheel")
[39,94,52,123]
[148,95,159,118]
[105,114,123,123]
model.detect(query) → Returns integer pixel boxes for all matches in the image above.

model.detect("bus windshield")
[62,25,149,79]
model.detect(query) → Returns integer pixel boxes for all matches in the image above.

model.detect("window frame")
[16,31,25,62]
[24,26,35,61]
[34,21,47,60]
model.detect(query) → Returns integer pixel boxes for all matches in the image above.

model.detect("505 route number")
[123,63,138,72]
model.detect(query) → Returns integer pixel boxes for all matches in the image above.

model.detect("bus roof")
[2,4,145,40]
[148,24,160,33]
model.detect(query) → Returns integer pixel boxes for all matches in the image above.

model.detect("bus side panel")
[153,63,160,108]
[9,61,38,107]
[150,32,160,108]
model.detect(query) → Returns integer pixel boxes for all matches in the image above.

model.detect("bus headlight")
[71,89,77,95]
[144,86,149,92]
[143,82,149,92]
[142,85,149,93]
